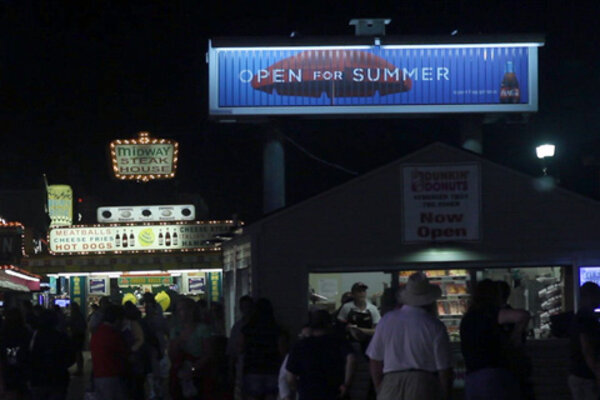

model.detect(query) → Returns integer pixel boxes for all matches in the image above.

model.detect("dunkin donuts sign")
[402,164,481,243]
[208,41,542,117]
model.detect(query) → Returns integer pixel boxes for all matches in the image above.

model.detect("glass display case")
[478,266,566,338]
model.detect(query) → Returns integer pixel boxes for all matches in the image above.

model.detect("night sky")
[1,1,600,225]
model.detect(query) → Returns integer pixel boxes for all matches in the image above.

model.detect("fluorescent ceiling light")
[5,269,40,282]
[90,272,122,276]
[167,269,202,274]
[122,270,163,275]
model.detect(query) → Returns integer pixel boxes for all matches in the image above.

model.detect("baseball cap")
[351,282,368,292]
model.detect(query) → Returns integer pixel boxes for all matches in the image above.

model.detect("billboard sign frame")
[208,37,544,119]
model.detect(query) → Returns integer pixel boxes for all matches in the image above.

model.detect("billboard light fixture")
[212,42,544,52]
[5,269,40,282]
[383,42,544,49]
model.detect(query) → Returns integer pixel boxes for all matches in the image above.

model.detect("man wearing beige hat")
[366,272,454,400]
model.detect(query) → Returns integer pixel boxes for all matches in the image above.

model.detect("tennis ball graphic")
[138,228,155,247]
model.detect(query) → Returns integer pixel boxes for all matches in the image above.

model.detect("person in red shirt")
[90,304,129,400]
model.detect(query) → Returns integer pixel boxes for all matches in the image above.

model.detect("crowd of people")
[226,275,536,400]
[0,301,81,400]
[0,273,598,400]
[0,293,229,400]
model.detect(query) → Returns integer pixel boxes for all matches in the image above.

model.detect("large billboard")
[208,39,543,117]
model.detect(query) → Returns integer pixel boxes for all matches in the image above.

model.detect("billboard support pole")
[263,125,286,214]
[460,115,483,154]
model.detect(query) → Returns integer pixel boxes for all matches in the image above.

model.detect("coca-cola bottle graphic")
[129,230,134,246]
[165,229,171,247]
[122,230,128,248]
[115,233,121,247]
[158,229,164,246]
[172,231,178,246]
[500,61,520,103]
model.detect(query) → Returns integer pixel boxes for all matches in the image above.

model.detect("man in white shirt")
[366,272,454,400]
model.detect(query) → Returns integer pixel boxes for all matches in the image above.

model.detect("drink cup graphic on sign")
[500,61,520,103]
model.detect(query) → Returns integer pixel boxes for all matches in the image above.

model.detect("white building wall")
[226,143,600,336]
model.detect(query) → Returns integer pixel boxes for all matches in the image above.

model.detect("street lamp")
[536,144,556,160]
[536,144,556,176]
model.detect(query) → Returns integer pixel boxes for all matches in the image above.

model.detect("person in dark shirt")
[286,310,355,400]
[460,279,530,400]
[0,308,32,400]
[228,295,254,398]
[240,298,284,400]
[29,309,75,400]
[67,301,87,376]
[496,280,534,400]
[568,281,600,400]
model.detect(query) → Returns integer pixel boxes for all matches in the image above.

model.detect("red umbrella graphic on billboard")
[250,49,412,105]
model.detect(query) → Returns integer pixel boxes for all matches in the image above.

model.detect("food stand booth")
[24,220,235,314]
[0,221,42,308]
[222,142,598,399]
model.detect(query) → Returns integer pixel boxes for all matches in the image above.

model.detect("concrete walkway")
[67,351,171,400]
[67,351,92,400]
